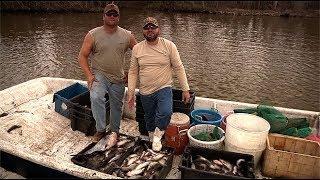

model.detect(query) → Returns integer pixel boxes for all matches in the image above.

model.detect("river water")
[1,10,319,112]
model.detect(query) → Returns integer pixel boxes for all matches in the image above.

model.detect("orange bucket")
[165,113,190,155]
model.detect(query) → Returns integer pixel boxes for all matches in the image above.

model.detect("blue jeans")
[140,87,173,131]
[90,71,125,133]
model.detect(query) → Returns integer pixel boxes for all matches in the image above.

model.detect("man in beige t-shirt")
[78,3,137,147]
[127,17,190,151]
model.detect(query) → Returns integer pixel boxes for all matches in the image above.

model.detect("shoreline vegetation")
[0,1,319,18]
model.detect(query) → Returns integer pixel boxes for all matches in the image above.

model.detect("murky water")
[1,10,319,111]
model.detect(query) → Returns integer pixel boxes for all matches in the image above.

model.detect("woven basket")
[262,133,320,179]
[187,124,225,150]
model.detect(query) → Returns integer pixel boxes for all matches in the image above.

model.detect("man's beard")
[104,19,118,27]
[143,33,158,42]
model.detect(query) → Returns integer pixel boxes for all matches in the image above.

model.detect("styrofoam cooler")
[225,113,270,167]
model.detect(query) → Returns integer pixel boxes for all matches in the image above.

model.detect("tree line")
[1,1,319,17]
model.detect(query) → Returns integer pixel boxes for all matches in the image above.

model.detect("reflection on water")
[0,10,319,111]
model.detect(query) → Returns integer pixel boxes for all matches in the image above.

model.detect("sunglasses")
[143,25,158,30]
[105,13,119,17]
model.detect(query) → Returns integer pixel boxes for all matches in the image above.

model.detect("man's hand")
[87,74,98,90]
[127,93,135,110]
[182,90,190,104]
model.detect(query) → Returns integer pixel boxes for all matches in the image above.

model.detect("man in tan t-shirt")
[127,17,190,151]
[78,3,137,148]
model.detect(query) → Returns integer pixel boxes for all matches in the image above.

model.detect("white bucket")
[225,140,265,168]
[187,124,225,150]
[225,113,270,150]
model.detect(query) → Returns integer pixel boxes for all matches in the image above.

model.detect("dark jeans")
[140,87,173,131]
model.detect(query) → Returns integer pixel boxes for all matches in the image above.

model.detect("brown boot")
[92,131,106,142]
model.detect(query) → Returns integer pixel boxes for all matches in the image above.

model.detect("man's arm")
[123,33,138,84]
[129,33,138,50]
[127,49,139,109]
[169,42,191,104]
[78,32,95,90]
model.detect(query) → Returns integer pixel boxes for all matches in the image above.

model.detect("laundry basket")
[187,124,225,150]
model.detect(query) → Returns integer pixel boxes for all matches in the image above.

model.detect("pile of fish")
[190,155,255,178]
[71,134,136,172]
[110,142,171,179]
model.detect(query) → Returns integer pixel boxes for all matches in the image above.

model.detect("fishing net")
[296,127,312,138]
[256,105,288,133]
[286,118,309,129]
[233,105,312,137]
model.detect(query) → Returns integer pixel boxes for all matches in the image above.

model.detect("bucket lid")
[170,112,190,125]
[226,113,270,133]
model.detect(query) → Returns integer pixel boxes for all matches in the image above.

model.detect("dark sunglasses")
[105,13,119,17]
[143,25,158,30]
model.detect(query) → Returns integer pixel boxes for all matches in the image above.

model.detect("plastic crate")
[136,89,195,109]
[135,89,195,136]
[53,83,88,117]
[70,91,110,116]
[69,109,110,136]
[135,117,148,136]
[179,146,255,179]
[262,133,320,179]
[173,99,195,116]
[136,100,195,116]
[69,91,110,136]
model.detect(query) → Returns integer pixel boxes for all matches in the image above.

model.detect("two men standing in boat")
[79,2,190,151]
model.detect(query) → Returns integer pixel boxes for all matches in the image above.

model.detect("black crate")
[136,89,195,109]
[136,117,148,136]
[69,91,110,115]
[136,109,144,119]
[71,132,138,173]
[135,89,195,136]
[69,109,106,136]
[172,89,195,109]
[68,91,110,136]
[136,104,194,117]
[53,83,88,118]
[106,138,175,179]
[179,146,255,179]
[136,106,144,114]
[135,89,195,116]
[173,99,195,116]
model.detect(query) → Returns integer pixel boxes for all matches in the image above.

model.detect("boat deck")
[0,77,318,179]
[0,88,184,178]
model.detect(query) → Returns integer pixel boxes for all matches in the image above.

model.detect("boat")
[0,77,319,178]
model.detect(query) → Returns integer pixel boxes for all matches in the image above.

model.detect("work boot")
[152,127,165,152]
[92,131,106,142]
[148,131,154,142]
[105,132,118,149]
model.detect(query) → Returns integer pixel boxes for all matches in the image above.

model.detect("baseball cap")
[104,3,119,14]
[143,17,158,28]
